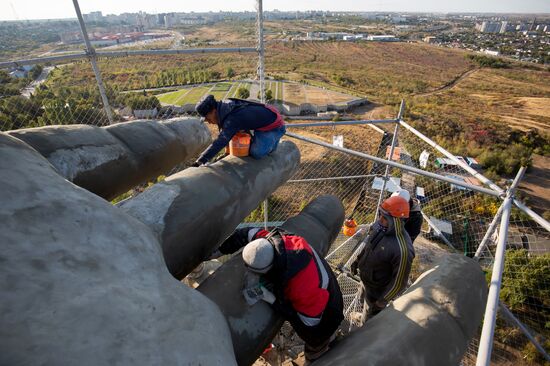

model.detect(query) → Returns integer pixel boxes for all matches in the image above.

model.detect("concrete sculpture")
[7,118,211,200]
[119,140,300,279]
[0,132,236,365]
[313,254,488,366]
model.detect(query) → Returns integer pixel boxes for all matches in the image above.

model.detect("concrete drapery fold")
[7,118,211,200]
[312,254,488,366]
[198,195,345,366]
[120,140,301,279]
[0,133,236,365]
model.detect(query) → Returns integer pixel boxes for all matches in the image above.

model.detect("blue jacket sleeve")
[197,123,238,163]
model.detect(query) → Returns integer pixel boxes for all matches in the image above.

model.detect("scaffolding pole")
[256,0,268,228]
[476,166,525,366]
[374,100,405,222]
[421,212,455,249]
[499,303,550,362]
[285,132,501,198]
[398,120,504,195]
[474,203,505,259]
[256,0,265,103]
[288,174,378,183]
[72,0,114,124]
[513,199,550,232]
[285,119,398,128]
[399,115,549,231]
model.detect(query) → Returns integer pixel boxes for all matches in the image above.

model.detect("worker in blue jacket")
[192,95,286,166]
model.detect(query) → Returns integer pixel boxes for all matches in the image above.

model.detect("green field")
[158,82,244,105]
[226,82,240,98]
[210,82,232,92]
[157,80,349,106]
[156,88,190,105]
[277,82,282,100]
[267,81,281,100]
[230,82,251,98]
[158,86,211,106]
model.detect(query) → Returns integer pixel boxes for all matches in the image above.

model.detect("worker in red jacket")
[215,227,344,362]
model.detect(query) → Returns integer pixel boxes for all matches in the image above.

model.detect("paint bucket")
[229,131,251,157]
[343,218,357,237]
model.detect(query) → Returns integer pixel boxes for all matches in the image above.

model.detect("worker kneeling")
[216,227,344,362]
[193,95,286,166]
[351,196,415,322]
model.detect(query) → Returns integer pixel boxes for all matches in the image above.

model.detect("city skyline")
[1,0,550,21]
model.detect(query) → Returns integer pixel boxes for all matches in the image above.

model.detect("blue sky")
[1,0,549,21]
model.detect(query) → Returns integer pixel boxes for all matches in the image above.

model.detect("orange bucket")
[343,218,357,237]
[229,132,251,157]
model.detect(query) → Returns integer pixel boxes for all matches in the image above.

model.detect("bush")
[478,144,533,176]
[226,67,235,78]
[127,95,161,110]
[258,89,273,101]
[331,74,355,87]
[466,54,510,69]
[497,250,550,335]
[29,65,43,80]
[236,87,249,99]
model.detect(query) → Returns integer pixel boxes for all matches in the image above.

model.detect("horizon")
[2,11,550,23]
[1,0,550,22]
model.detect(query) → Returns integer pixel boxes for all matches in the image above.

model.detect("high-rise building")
[479,21,501,33]
[84,11,103,22]
[499,21,508,33]
[164,14,176,28]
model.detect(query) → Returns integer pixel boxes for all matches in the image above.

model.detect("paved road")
[21,66,53,98]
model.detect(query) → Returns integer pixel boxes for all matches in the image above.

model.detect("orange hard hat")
[380,196,410,219]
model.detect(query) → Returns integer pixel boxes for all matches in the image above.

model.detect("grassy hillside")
[266,41,474,104]
[10,41,549,178]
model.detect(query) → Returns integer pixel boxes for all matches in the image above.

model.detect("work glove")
[259,286,276,304]
[212,153,228,163]
[242,285,275,306]
[191,161,202,168]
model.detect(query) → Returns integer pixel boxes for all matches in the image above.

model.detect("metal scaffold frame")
[284,104,550,364]
[2,1,550,363]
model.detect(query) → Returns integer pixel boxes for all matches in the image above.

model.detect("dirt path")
[413,68,479,97]
[518,154,550,216]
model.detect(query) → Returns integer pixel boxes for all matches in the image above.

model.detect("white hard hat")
[242,238,274,274]
[391,189,410,203]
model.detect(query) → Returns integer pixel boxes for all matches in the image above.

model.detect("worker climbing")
[212,226,344,363]
[192,94,286,166]
[391,189,423,243]
[351,195,415,322]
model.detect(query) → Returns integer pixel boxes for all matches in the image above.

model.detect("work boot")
[303,333,336,364]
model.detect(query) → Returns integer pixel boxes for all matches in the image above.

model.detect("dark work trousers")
[358,283,385,321]
[288,290,344,360]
